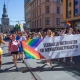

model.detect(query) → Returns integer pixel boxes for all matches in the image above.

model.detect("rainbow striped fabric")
[66,22,71,28]
[20,24,24,31]
[22,38,45,59]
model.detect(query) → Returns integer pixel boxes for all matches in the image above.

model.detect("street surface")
[0,41,35,80]
[0,41,80,80]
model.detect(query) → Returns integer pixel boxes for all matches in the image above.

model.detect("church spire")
[2,3,8,18]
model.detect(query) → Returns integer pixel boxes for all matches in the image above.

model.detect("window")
[75,0,78,5]
[56,18,60,25]
[37,20,38,27]
[45,0,49,2]
[45,18,50,25]
[69,10,71,15]
[75,8,78,14]
[57,7,60,14]
[37,0,38,6]
[40,8,41,15]
[35,20,36,28]
[40,0,41,4]
[35,2,36,8]
[45,6,50,13]
[74,0,80,16]
[56,0,60,3]
[66,0,71,18]
[33,4,34,9]
[69,2,71,7]
[37,10,38,16]
[40,19,41,26]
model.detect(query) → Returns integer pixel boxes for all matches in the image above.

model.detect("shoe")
[70,60,75,64]
[22,60,24,63]
[18,58,21,61]
[15,67,18,71]
[0,66,4,70]
[63,59,66,63]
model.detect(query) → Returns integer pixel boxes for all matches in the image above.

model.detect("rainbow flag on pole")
[20,24,24,31]
[66,22,71,28]
[22,38,45,59]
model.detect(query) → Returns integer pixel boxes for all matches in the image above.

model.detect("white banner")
[36,34,80,59]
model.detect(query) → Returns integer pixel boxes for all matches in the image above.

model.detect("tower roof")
[2,3,8,18]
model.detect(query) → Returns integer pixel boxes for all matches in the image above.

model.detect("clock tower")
[1,3,10,33]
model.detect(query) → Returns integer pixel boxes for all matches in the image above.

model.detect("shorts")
[11,51,18,55]
[18,47,24,53]
[18,42,24,53]
[0,48,3,55]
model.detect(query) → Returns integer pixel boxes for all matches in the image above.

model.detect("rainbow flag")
[66,22,71,28]
[22,38,45,59]
[20,24,24,31]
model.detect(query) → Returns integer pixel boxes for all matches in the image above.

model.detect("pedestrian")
[0,34,6,70]
[67,28,75,64]
[17,32,26,62]
[8,34,20,71]
[45,30,52,68]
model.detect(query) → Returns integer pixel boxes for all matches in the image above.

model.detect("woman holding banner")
[45,30,52,68]
[68,28,75,64]
[62,28,75,63]
[17,31,26,62]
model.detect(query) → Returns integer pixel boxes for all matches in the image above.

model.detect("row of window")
[66,0,80,18]
[32,0,61,9]
[32,18,42,28]
[45,18,60,25]
[32,6,60,18]
[32,18,60,28]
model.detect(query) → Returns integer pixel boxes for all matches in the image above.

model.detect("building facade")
[24,0,33,31]
[30,0,63,31]
[62,0,80,30]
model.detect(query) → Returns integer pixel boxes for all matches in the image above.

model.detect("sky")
[0,0,25,25]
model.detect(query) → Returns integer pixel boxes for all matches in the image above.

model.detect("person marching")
[17,31,26,62]
[0,34,6,70]
[45,30,52,68]
[8,34,20,71]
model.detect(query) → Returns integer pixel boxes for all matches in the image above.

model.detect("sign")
[36,35,80,59]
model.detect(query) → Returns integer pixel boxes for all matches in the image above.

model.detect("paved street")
[0,42,35,80]
[0,41,80,80]
[25,59,80,80]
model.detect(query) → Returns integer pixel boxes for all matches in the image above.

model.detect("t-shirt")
[9,40,19,52]
[16,35,20,40]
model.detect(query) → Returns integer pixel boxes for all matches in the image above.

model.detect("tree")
[13,24,20,31]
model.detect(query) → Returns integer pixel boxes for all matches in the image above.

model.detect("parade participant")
[31,32,37,39]
[0,34,6,70]
[59,30,67,62]
[37,32,43,38]
[8,34,20,71]
[67,28,75,63]
[18,32,26,62]
[42,32,47,39]
[45,30,52,68]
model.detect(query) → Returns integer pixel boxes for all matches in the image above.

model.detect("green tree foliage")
[13,24,20,31]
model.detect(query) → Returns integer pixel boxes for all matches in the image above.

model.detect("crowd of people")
[0,28,80,71]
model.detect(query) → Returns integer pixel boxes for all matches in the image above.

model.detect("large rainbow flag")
[22,38,45,59]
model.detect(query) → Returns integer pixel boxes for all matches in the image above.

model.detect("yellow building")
[61,0,80,30]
